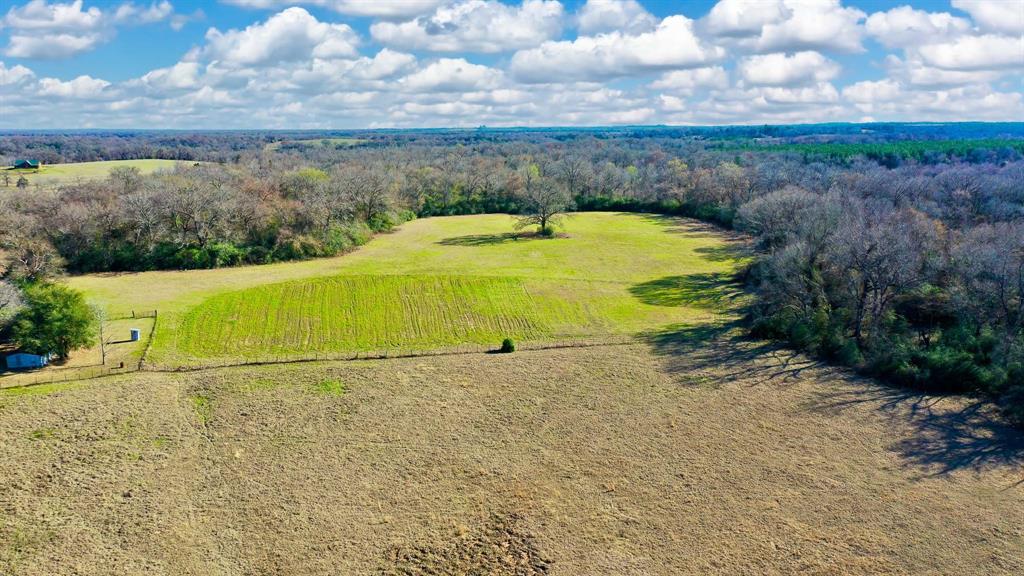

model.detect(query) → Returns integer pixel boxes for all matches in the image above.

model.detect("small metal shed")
[5,352,51,370]
[130,328,141,342]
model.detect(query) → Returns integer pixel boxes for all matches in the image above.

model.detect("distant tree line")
[0,129,1021,424]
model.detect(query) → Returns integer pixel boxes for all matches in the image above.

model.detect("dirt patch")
[382,513,550,575]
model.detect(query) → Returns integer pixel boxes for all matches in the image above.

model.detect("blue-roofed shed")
[5,352,51,370]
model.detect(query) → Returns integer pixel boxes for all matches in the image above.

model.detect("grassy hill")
[69,213,750,367]
[3,159,183,188]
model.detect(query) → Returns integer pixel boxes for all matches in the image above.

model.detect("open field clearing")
[265,137,367,151]
[67,213,748,366]
[3,159,182,188]
[1,336,1020,575]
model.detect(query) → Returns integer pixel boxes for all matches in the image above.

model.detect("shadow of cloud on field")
[630,272,746,310]
[808,386,1024,477]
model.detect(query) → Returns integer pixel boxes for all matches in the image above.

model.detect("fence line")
[109,309,158,321]
[0,364,137,390]
[138,310,159,370]
[0,309,159,391]
[144,335,639,373]
[1,333,637,390]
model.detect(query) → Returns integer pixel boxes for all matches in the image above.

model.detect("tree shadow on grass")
[807,386,1024,477]
[638,213,746,240]
[694,244,751,262]
[630,272,746,310]
[642,321,820,386]
[437,231,562,247]
[643,321,1024,477]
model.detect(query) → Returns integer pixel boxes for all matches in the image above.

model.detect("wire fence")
[137,311,159,370]
[146,335,639,373]
[0,309,159,391]
[1,330,637,390]
[0,363,137,390]
[110,309,158,321]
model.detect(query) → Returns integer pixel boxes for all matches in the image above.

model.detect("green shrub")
[341,221,372,246]
[1001,382,1024,426]
[206,243,245,267]
[368,212,399,232]
[499,338,516,353]
[245,245,271,264]
[273,236,323,261]
[11,282,96,359]
[324,224,355,254]
[175,247,211,270]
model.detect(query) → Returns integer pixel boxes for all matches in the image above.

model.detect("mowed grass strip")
[176,275,576,357]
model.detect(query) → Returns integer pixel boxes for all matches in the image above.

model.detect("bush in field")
[500,338,516,353]
[11,282,96,358]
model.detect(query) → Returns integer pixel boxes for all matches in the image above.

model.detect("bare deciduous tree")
[514,164,570,235]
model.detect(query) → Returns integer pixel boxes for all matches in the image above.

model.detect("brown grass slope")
[1,334,1021,575]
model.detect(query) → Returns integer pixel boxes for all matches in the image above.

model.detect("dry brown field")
[2,330,1020,575]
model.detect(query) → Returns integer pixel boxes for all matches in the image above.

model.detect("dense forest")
[1,125,1022,424]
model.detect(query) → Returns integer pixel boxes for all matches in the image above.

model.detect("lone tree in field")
[515,163,570,236]
[11,282,96,359]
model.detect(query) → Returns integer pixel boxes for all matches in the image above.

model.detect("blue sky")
[0,0,1021,128]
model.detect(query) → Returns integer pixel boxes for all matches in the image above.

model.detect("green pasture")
[265,137,367,151]
[2,159,182,188]
[68,213,750,365]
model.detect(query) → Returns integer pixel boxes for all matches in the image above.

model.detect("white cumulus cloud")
[704,0,866,53]
[114,1,174,25]
[371,0,564,53]
[577,0,656,35]
[399,57,503,92]
[952,0,1024,34]
[649,66,729,92]
[38,74,111,98]
[139,61,202,91]
[865,5,971,48]
[222,0,446,18]
[738,51,840,86]
[1,0,179,58]
[2,0,1022,128]
[198,7,359,67]
[0,60,36,85]
[510,14,724,83]
[917,34,1024,71]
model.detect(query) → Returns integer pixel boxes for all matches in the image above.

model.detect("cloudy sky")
[0,0,1022,128]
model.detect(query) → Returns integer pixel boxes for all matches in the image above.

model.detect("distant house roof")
[12,159,40,169]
